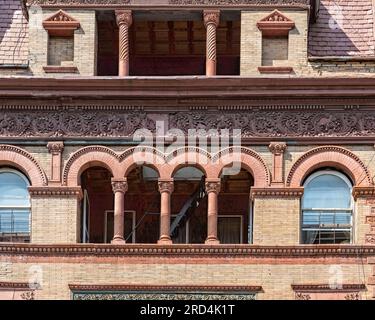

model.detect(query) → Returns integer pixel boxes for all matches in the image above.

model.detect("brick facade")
[1,0,375,301]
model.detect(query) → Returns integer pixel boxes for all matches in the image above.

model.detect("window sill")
[258,66,294,74]
[43,66,78,74]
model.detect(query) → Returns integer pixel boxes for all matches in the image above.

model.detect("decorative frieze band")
[28,187,83,199]
[251,187,304,199]
[69,284,263,293]
[352,187,375,199]
[3,109,375,139]
[291,284,366,292]
[26,0,309,8]
[2,244,375,257]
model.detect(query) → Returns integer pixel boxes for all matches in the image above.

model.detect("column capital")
[47,141,64,154]
[269,142,287,155]
[111,178,128,194]
[205,179,221,194]
[158,179,174,194]
[203,10,220,28]
[115,10,133,27]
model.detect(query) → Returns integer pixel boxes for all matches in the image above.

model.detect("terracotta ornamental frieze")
[1,109,375,139]
[26,0,309,7]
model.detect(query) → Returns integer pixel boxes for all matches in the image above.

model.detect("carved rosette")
[111,179,128,194]
[269,142,287,155]
[158,180,174,194]
[205,181,221,194]
[47,141,64,155]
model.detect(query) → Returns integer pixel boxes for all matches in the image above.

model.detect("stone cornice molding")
[0,282,31,290]
[68,284,263,292]
[42,10,80,37]
[26,0,309,8]
[251,187,304,199]
[28,187,83,199]
[352,187,375,200]
[2,244,375,257]
[257,10,295,37]
[291,284,366,292]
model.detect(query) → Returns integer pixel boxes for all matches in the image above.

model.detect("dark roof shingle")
[309,0,375,57]
[0,0,28,66]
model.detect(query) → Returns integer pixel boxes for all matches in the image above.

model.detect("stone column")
[158,179,174,245]
[205,179,221,244]
[204,10,220,76]
[269,142,287,185]
[47,141,64,183]
[115,10,133,77]
[111,178,128,244]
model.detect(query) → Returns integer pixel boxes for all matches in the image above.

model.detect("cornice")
[291,284,366,292]
[1,244,375,257]
[2,77,375,100]
[28,187,83,199]
[26,0,310,9]
[0,282,31,290]
[353,187,375,200]
[251,187,304,199]
[68,284,263,293]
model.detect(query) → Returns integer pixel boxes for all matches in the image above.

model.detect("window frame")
[0,168,31,238]
[301,170,354,245]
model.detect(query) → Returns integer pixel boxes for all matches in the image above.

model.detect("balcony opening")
[219,168,254,244]
[96,10,240,76]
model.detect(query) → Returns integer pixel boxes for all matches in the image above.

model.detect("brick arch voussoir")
[0,145,47,186]
[119,147,165,178]
[164,147,212,179]
[287,146,373,187]
[212,147,270,187]
[63,146,121,186]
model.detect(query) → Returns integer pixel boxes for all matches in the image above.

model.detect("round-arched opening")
[124,165,160,244]
[219,168,254,244]
[0,167,31,243]
[301,169,353,244]
[171,166,206,244]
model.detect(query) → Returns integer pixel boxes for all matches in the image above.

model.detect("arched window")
[301,170,353,244]
[0,169,31,242]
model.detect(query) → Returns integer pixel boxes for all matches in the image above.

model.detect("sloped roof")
[309,0,375,57]
[0,0,28,66]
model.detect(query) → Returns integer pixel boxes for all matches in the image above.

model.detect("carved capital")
[158,179,174,194]
[47,141,64,154]
[205,179,221,194]
[115,10,133,27]
[111,178,128,194]
[203,10,220,28]
[269,142,287,155]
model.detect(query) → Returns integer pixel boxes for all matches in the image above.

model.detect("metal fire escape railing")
[124,177,206,242]
[170,176,206,239]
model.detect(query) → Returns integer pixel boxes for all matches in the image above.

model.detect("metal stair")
[170,176,206,239]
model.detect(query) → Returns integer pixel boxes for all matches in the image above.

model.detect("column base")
[111,237,126,245]
[157,237,173,245]
[205,238,220,245]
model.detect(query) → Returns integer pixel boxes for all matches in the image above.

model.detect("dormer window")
[42,10,80,73]
[257,10,295,74]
